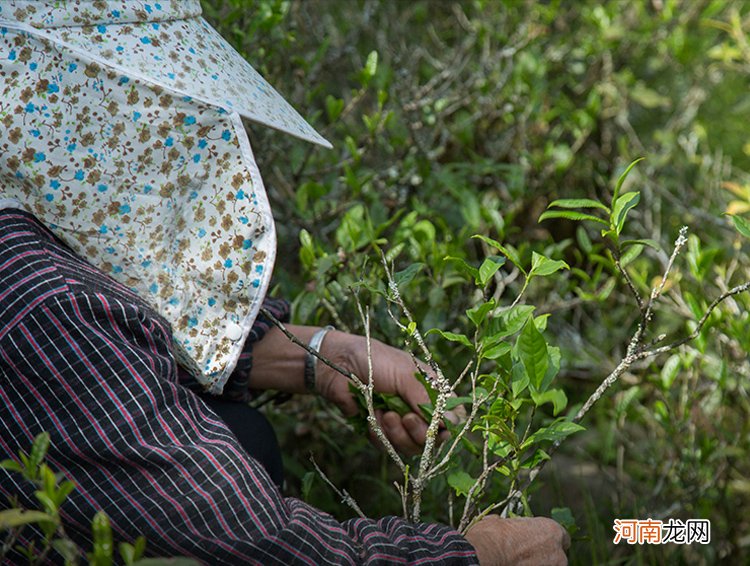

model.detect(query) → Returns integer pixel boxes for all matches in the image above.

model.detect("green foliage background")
[202,1,750,563]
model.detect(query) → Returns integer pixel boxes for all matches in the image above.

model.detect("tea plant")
[263,160,750,538]
[205,1,750,561]
[0,433,197,566]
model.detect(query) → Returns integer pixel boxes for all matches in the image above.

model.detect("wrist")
[250,325,342,394]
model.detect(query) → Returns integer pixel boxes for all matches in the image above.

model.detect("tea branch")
[310,455,365,518]
[259,305,407,476]
[500,226,750,515]
[381,253,455,522]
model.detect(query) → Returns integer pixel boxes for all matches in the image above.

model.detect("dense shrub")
[202,1,750,564]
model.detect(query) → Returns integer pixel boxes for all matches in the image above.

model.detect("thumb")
[317,370,361,417]
[336,389,360,417]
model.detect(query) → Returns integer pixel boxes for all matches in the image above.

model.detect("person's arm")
[249,323,571,564]
[0,285,478,563]
[251,324,442,454]
[215,296,292,402]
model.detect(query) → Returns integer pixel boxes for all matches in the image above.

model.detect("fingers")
[370,411,428,456]
[520,517,570,566]
[382,411,422,455]
[445,401,467,425]
[368,410,450,456]
[402,412,428,445]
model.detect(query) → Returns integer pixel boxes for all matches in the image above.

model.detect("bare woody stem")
[615,257,644,312]
[259,306,407,475]
[636,227,688,338]
[634,280,750,359]
[353,298,409,475]
[259,307,360,385]
[501,228,749,515]
[382,258,450,522]
[310,455,366,518]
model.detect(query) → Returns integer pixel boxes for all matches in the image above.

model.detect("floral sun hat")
[0,1,330,392]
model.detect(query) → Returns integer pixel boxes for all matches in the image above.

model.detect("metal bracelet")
[303,325,335,393]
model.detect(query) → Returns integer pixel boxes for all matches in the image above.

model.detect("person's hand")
[464,515,570,566]
[315,331,453,455]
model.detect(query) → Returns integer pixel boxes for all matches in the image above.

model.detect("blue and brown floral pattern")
[0,1,331,147]
[0,2,327,392]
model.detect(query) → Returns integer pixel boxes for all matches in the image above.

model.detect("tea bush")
[202,0,750,563]
[4,1,747,564]
[0,433,199,566]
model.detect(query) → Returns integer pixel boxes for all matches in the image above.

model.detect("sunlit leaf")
[538,210,609,226]
[613,157,644,203]
[426,328,473,348]
[394,263,425,288]
[467,299,496,326]
[730,215,750,239]
[29,432,50,475]
[660,354,682,390]
[477,256,506,287]
[483,341,512,360]
[612,191,640,235]
[529,252,569,278]
[0,459,23,474]
[489,305,536,339]
[472,235,525,274]
[0,509,55,529]
[619,243,643,267]
[630,83,671,109]
[523,419,585,448]
[91,511,114,566]
[547,198,609,212]
[447,470,476,497]
[511,362,529,397]
[325,95,345,122]
[530,388,568,416]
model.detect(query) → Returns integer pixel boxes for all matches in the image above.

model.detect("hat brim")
[31,16,332,148]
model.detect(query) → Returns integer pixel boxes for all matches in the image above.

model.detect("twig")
[427,390,493,480]
[381,253,452,521]
[310,455,366,518]
[498,226,750,515]
[465,493,514,532]
[458,453,515,532]
[614,258,644,312]
[634,280,750,359]
[260,307,363,387]
[322,297,352,333]
[381,255,450,396]
[637,227,688,333]
[508,278,529,310]
[260,306,407,473]
[354,297,407,474]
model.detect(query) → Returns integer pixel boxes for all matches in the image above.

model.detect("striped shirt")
[0,209,477,565]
